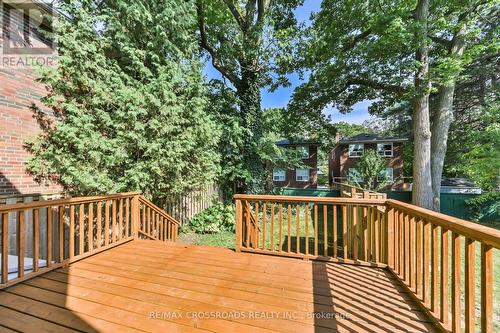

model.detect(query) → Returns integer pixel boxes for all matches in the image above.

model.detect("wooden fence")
[234,194,500,333]
[163,183,221,225]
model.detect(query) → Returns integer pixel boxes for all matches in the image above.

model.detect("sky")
[203,0,372,125]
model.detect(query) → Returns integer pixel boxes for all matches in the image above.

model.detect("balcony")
[0,193,498,332]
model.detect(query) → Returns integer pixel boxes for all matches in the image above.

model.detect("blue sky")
[203,0,372,125]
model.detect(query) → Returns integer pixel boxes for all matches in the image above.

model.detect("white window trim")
[377,142,393,157]
[273,169,286,182]
[296,145,310,159]
[296,168,310,182]
[348,168,364,183]
[348,144,364,158]
[377,167,394,182]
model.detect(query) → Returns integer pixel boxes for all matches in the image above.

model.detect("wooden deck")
[0,239,439,333]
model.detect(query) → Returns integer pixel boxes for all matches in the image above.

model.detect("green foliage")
[189,203,235,234]
[466,192,500,223]
[26,0,220,203]
[351,149,388,191]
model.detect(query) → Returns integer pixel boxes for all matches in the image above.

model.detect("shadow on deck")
[0,239,438,333]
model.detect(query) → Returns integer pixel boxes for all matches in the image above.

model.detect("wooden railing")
[0,192,178,290]
[234,194,500,333]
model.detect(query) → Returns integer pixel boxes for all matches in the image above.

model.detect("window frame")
[348,143,364,158]
[377,167,394,182]
[295,168,310,182]
[377,142,393,157]
[272,168,286,182]
[348,168,364,183]
[296,145,310,159]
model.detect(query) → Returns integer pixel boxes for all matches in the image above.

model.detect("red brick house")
[328,134,407,190]
[272,139,319,189]
[0,1,60,195]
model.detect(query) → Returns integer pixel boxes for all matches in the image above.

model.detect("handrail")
[234,194,498,333]
[387,199,500,248]
[0,192,179,290]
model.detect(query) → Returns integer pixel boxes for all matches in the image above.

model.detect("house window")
[348,144,364,157]
[377,143,393,157]
[377,168,394,182]
[296,146,309,159]
[273,169,286,181]
[348,168,363,183]
[296,168,309,182]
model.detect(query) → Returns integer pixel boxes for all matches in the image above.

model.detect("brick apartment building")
[271,139,319,189]
[0,1,60,195]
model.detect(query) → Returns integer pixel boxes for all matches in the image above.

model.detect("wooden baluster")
[262,202,267,250]
[409,215,415,290]
[416,219,422,297]
[296,204,300,254]
[117,199,122,240]
[270,203,275,252]
[451,232,461,333]
[146,206,150,238]
[441,228,450,325]
[314,204,319,256]
[104,201,110,246]
[47,207,53,268]
[245,201,250,248]
[88,203,94,251]
[394,209,399,273]
[125,198,130,238]
[399,211,404,276]
[333,205,337,258]
[481,243,493,333]
[235,199,242,252]
[363,205,368,261]
[18,211,25,277]
[58,206,64,262]
[404,213,410,283]
[342,204,347,259]
[353,205,358,260]
[33,208,39,272]
[305,204,309,256]
[69,205,75,258]
[1,213,8,284]
[79,204,84,254]
[96,202,102,248]
[423,220,430,306]
[278,203,283,252]
[254,202,259,249]
[387,206,394,269]
[431,223,439,314]
[287,204,291,253]
[374,207,380,263]
[159,217,163,241]
[323,204,327,256]
[141,202,145,234]
[464,238,475,333]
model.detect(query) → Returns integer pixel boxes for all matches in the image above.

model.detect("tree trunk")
[430,84,455,211]
[236,67,264,194]
[412,0,434,209]
[430,23,466,211]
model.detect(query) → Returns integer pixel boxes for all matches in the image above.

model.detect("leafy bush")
[189,203,235,234]
[465,192,500,223]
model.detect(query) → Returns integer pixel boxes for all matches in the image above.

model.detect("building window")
[296,146,309,159]
[377,168,394,182]
[348,144,364,157]
[296,168,309,182]
[273,169,286,181]
[348,168,363,183]
[377,143,393,157]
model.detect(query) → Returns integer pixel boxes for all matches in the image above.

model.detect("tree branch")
[346,78,407,95]
[342,28,372,51]
[223,0,247,31]
[196,0,240,85]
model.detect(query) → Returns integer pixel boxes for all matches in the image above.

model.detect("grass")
[178,230,235,248]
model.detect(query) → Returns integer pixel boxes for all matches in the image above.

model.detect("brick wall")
[272,145,319,189]
[0,67,61,195]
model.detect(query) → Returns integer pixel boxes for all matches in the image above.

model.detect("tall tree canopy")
[27,0,220,204]
[196,0,303,193]
[291,0,498,209]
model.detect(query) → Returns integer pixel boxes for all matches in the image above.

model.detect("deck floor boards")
[0,239,439,333]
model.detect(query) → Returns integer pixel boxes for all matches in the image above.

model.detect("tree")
[196,0,302,193]
[27,0,220,204]
[290,0,497,210]
[350,149,388,191]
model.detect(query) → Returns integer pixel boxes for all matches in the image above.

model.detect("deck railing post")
[235,198,242,252]
[131,194,140,239]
